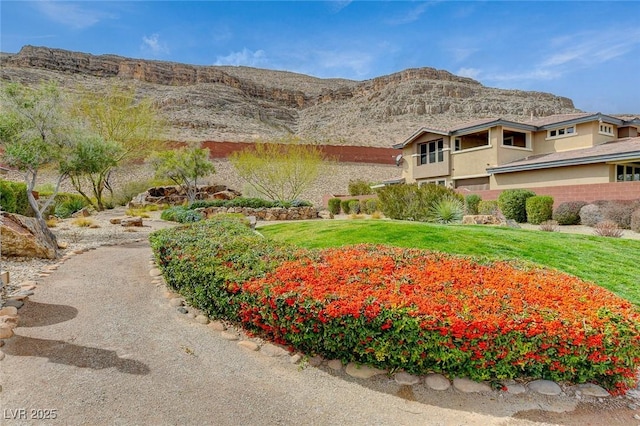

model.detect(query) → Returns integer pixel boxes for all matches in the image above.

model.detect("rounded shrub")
[376,183,462,222]
[340,199,352,214]
[363,198,379,214]
[464,194,481,215]
[348,199,361,214]
[525,195,554,224]
[602,201,635,229]
[0,181,18,213]
[498,189,536,223]
[327,198,341,215]
[477,200,499,215]
[631,208,640,233]
[553,201,587,225]
[579,204,603,227]
[348,179,373,196]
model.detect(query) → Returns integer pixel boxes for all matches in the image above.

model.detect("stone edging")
[147,262,614,400]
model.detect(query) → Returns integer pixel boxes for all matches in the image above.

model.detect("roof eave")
[487,151,640,174]
[450,119,536,135]
[538,113,624,130]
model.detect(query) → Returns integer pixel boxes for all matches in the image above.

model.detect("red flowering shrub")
[240,245,640,393]
[151,218,640,394]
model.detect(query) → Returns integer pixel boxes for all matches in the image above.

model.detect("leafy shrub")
[150,216,294,320]
[539,220,559,232]
[464,194,481,215]
[601,201,635,229]
[593,220,623,238]
[631,209,640,233]
[553,201,587,225]
[525,195,554,225]
[341,199,352,214]
[579,204,603,227]
[376,184,463,222]
[478,200,499,215]
[429,196,463,224]
[150,217,640,394]
[55,197,87,219]
[0,181,17,213]
[327,198,342,215]
[362,198,379,215]
[498,189,536,223]
[348,179,373,196]
[161,206,203,223]
[348,200,361,214]
[189,197,311,210]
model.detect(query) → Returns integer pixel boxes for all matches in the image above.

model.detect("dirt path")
[0,240,544,426]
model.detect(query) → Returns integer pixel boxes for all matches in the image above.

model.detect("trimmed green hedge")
[525,195,554,225]
[498,189,536,223]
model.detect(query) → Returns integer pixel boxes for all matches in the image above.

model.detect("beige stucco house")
[393,113,640,194]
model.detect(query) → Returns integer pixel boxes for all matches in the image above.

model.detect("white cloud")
[214,48,268,67]
[327,0,353,13]
[33,1,114,29]
[387,1,440,25]
[482,27,640,86]
[456,67,482,80]
[141,34,170,56]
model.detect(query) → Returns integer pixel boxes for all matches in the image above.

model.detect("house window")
[548,126,575,139]
[502,130,528,148]
[419,179,447,187]
[452,130,490,152]
[418,139,444,165]
[599,124,614,136]
[616,164,640,182]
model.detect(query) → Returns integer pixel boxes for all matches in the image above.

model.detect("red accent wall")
[195,141,398,165]
[460,181,640,207]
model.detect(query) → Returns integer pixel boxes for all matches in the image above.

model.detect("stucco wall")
[490,164,611,189]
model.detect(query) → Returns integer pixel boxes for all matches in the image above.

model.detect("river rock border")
[147,260,620,401]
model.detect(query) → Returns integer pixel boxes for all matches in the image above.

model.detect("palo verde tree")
[59,132,123,210]
[70,84,165,208]
[228,136,327,202]
[147,144,215,204]
[0,81,73,246]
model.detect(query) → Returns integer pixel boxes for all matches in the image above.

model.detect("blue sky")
[2,1,639,113]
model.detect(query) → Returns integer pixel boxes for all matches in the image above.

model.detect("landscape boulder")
[0,213,58,259]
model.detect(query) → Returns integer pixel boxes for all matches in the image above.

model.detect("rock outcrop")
[0,46,581,147]
[0,213,58,259]
[128,184,241,207]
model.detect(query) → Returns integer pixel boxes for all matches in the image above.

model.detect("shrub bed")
[553,201,587,225]
[150,218,640,394]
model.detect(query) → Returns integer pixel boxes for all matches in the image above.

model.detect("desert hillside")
[0,46,580,148]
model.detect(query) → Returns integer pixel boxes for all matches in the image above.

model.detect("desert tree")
[228,136,328,203]
[59,132,123,210]
[147,144,216,204]
[70,83,165,207]
[0,81,73,245]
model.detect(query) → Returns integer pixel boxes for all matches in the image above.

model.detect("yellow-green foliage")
[71,217,96,228]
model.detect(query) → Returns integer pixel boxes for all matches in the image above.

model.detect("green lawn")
[259,219,640,306]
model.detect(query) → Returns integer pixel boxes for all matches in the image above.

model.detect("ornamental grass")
[150,218,640,394]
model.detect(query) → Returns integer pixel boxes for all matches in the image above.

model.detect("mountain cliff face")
[0,45,579,147]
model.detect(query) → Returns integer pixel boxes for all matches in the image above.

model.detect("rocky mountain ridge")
[1,45,580,147]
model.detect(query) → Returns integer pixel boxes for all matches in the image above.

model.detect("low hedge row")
[150,217,640,393]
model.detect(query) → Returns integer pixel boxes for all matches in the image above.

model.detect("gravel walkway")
[0,238,541,425]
